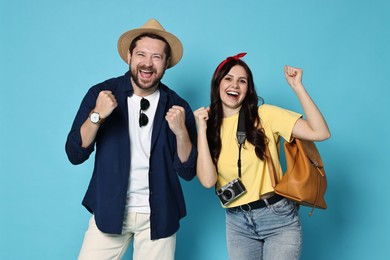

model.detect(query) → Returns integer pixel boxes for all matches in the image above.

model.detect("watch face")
[90,112,100,123]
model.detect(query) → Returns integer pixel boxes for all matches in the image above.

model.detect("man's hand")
[165,105,187,137]
[94,90,118,119]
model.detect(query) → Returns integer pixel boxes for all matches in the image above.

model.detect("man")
[65,18,197,260]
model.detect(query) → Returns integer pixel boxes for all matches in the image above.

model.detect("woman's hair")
[207,58,267,164]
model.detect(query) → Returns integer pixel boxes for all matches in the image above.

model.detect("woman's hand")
[193,107,210,131]
[284,65,304,90]
[285,66,331,141]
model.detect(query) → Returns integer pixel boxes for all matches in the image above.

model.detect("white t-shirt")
[126,90,160,213]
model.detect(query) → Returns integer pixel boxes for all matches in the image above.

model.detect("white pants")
[78,213,176,260]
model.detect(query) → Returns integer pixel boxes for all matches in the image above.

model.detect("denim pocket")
[270,198,295,215]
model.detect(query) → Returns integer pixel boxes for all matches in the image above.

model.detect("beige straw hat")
[117,18,183,68]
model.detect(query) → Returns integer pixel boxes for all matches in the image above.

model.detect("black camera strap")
[236,108,246,178]
[214,108,246,195]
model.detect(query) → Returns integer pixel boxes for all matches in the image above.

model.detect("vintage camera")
[217,178,247,206]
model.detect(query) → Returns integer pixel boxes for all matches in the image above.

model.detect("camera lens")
[222,189,235,201]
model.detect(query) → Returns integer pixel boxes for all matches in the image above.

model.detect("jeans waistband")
[231,194,284,212]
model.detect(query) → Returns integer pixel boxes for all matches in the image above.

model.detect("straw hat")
[117,18,183,68]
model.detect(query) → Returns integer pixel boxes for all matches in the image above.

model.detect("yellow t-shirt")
[217,104,302,208]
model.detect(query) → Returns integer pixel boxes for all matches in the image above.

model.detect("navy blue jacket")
[65,71,197,239]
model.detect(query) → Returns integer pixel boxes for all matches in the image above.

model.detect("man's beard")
[130,64,165,90]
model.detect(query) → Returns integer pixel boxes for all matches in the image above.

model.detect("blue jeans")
[226,198,302,260]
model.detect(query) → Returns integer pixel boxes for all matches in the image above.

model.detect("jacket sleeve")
[65,87,99,165]
[173,101,197,181]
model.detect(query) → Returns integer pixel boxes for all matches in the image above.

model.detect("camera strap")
[236,108,246,178]
[214,108,246,194]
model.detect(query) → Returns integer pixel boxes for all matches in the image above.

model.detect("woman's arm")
[284,66,331,141]
[193,107,218,188]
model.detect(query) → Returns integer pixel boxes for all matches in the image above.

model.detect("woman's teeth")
[227,91,239,96]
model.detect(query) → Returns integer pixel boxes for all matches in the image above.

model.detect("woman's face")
[219,65,248,116]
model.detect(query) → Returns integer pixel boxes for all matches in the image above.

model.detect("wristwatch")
[89,111,104,125]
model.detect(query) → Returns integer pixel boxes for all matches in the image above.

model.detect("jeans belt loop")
[240,204,251,212]
[263,198,271,208]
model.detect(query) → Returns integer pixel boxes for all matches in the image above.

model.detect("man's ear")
[127,50,131,65]
[165,57,171,69]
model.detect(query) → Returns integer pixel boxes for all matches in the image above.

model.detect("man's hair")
[129,33,172,65]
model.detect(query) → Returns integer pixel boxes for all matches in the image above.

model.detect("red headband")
[215,52,247,74]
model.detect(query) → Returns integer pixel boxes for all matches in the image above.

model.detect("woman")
[194,53,330,260]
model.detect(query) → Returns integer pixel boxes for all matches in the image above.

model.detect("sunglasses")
[139,98,150,127]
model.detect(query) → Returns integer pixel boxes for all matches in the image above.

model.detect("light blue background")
[1,0,389,259]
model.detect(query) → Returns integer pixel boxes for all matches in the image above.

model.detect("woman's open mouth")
[226,91,239,99]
